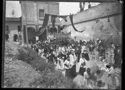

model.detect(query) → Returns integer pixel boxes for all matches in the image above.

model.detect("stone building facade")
[5,17,21,42]
[20,1,60,44]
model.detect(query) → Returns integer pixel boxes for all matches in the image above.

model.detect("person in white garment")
[69,49,77,67]
[55,57,61,70]
[61,46,65,53]
[58,46,62,53]
[76,54,85,73]
[64,58,70,69]
[81,45,86,54]
[60,59,64,70]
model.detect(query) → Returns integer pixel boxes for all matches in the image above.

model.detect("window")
[18,25,21,32]
[39,9,44,19]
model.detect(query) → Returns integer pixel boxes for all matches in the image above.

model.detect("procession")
[29,36,121,88]
[4,1,122,89]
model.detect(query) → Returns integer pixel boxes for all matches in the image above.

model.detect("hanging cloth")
[39,28,47,41]
[69,14,84,33]
[42,14,49,28]
[51,15,57,28]
[36,14,49,36]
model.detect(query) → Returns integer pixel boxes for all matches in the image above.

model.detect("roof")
[6,17,21,22]
[61,2,122,26]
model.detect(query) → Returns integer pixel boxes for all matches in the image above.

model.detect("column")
[26,26,29,45]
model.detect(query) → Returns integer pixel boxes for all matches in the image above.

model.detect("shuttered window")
[6,25,9,34]
[39,9,44,19]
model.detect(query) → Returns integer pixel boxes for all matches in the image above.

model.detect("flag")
[51,15,57,28]
[39,28,47,41]
[36,14,49,36]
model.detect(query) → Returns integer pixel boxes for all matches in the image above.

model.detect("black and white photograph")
[3,0,122,89]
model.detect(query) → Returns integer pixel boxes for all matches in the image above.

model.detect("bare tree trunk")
[88,2,91,9]
[79,2,83,12]
[79,2,86,12]
[82,2,85,11]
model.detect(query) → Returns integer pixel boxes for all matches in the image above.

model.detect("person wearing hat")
[76,54,84,74]
[81,43,87,53]
[82,49,90,62]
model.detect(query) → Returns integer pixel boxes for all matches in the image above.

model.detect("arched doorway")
[27,27,36,44]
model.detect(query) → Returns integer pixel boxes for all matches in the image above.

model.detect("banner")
[51,15,56,28]
[36,13,69,36]
[36,14,49,36]
[42,14,50,28]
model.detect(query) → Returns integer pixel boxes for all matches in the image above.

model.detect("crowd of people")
[30,38,121,89]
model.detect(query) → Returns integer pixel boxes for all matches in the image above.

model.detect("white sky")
[6,1,100,17]
[59,2,80,15]
[6,1,21,17]
[59,2,100,15]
